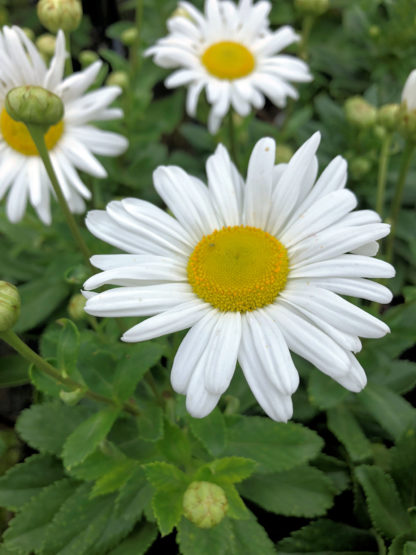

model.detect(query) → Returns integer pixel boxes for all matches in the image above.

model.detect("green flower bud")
[373,124,387,141]
[68,294,86,320]
[398,107,416,143]
[36,33,56,59]
[295,0,329,16]
[369,25,380,38]
[275,144,294,164]
[377,103,400,132]
[22,28,36,42]
[0,7,9,26]
[0,282,20,332]
[183,481,228,529]
[79,49,99,67]
[344,96,377,129]
[5,86,64,128]
[121,27,139,47]
[350,157,372,180]
[37,0,82,33]
[106,71,129,90]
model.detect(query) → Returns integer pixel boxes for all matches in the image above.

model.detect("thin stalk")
[0,329,141,416]
[376,133,392,217]
[227,110,239,169]
[130,0,144,78]
[64,31,73,76]
[26,124,92,268]
[385,142,415,262]
[299,15,315,61]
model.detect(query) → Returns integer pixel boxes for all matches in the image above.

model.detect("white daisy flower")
[145,0,312,133]
[83,133,394,422]
[0,26,128,224]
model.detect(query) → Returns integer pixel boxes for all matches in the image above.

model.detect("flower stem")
[299,15,315,60]
[130,0,143,78]
[375,133,392,218]
[64,31,73,76]
[0,329,141,416]
[227,110,239,169]
[385,142,415,262]
[26,124,92,268]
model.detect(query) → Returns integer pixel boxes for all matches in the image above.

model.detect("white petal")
[351,242,379,256]
[70,126,128,156]
[297,277,393,304]
[402,69,416,111]
[57,60,102,103]
[59,137,107,178]
[6,168,28,222]
[186,356,221,418]
[290,254,395,279]
[332,354,367,392]
[44,30,66,91]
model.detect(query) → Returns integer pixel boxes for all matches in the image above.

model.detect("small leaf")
[91,459,138,497]
[231,513,275,555]
[152,482,187,536]
[137,402,164,442]
[194,457,256,485]
[187,408,227,457]
[177,517,235,555]
[157,420,191,466]
[355,465,411,538]
[56,318,80,377]
[144,462,188,490]
[219,482,250,520]
[327,405,372,462]
[107,522,158,555]
[29,363,61,397]
[115,467,153,522]
[62,407,120,469]
[391,426,416,507]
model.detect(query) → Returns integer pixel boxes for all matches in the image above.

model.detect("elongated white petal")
[244,137,275,228]
[290,254,395,279]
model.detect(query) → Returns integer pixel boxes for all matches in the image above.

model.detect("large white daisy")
[145,0,312,133]
[83,133,394,422]
[0,26,128,224]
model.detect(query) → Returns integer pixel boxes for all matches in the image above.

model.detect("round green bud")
[0,7,9,26]
[0,282,20,332]
[68,294,86,321]
[377,103,400,132]
[121,27,139,47]
[350,156,372,179]
[369,25,380,38]
[79,49,99,67]
[398,108,416,143]
[22,28,36,42]
[295,0,329,16]
[37,0,82,33]
[36,33,56,59]
[183,481,228,529]
[344,96,377,129]
[106,71,129,90]
[275,144,294,164]
[5,86,64,128]
[373,124,387,141]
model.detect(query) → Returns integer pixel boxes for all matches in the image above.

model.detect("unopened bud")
[183,481,228,529]
[377,104,399,132]
[121,27,138,47]
[37,0,82,33]
[68,294,86,320]
[295,0,329,16]
[345,96,377,128]
[22,28,35,42]
[275,144,294,164]
[373,125,387,141]
[398,107,416,143]
[5,86,64,128]
[79,49,99,67]
[0,282,20,332]
[106,71,129,90]
[350,157,372,179]
[369,25,380,38]
[36,34,56,59]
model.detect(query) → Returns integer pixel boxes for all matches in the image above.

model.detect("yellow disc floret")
[202,41,255,80]
[0,107,64,156]
[187,226,289,312]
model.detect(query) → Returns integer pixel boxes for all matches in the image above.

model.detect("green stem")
[385,142,415,262]
[0,329,141,416]
[130,0,143,78]
[64,31,73,76]
[376,133,392,217]
[227,110,239,169]
[299,15,315,60]
[26,124,92,268]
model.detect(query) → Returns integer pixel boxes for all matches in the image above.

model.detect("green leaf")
[157,420,191,466]
[187,408,227,457]
[115,467,153,522]
[62,407,120,469]
[219,482,250,520]
[0,355,29,388]
[152,482,188,536]
[308,370,350,409]
[327,405,372,462]
[91,459,138,498]
[56,318,80,377]
[144,462,188,490]
[224,416,323,473]
[276,518,377,553]
[231,514,275,555]
[137,402,164,442]
[355,465,411,538]
[405,541,416,555]
[107,522,158,555]
[2,479,75,554]
[29,363,61,397]
[357,382,416,440]
[0,454,64,510]
[390,426,416,507]
[177,517,235,555]
[16,402,90,455]
[239,466,335,517]
[389,534,416,555]
[194,457,256,485]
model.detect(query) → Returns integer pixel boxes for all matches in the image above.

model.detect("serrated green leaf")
[56,318,80,378]
[224,416,323,473]
[355,465,411,538]
[231,514,275,555]
[91,459,138,498]
[62,407,120,469]
[157,420,191,466]
[144,462,188,490]
[389,534,416,555]
[0,454,64,510]
[177,517,235,555]
[68,445,125,481]
[115,467,153,522]
[327,405,372,462]
[239,466,335,517]
[187,408,227,457]
[219,482,250,520]
[137,402,164,442]
[308,370,350,410]
[194,457,256,485]
[107,522,158,555]
[152,482,187,536]
[0,355,29,388]
[276,518,377,553]
[29,362,61,397]
[16,402,90,455]
[2,479,75,554]
[391,427,416,507]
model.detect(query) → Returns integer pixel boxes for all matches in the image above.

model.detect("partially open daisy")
[83,133,394,422]
[145,0,312,133]
[0,26,128,224]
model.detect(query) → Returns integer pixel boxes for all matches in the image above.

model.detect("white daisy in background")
[402,68,416,110]
[83,133,395,422]
[145,0,312,133]
[0,26,128,224]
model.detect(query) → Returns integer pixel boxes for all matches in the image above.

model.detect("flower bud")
[0,282,20,332]
[350,157,372,180]
[377,104,400,132]
[79,49,99,67]
[5,86,64,128]
[121,27,139,47]
[37,0,82,33]
[36,33,57,59]
[368,25,380,38]
[183,481,228,529]
[68,294,86,320]
[275,144,294,164]
[295,0,329,16]
[344,96,377,129]
[106,71,129,90]
[22,28,35,42]
[402,69,416,112]
[398,107,416,143]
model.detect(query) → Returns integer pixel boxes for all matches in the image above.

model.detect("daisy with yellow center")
[145,0,312,133]
[0,26,128,224]
[83,134,395,422]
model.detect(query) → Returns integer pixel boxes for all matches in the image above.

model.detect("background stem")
[376,133,392,218]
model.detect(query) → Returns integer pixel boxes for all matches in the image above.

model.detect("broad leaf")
[187,408,227,457]
[91,459,138,497]
[390,426,416,507]
[194,457,256,485]
[56,318,80,378]
[327,405,372,462]
[231,514,276,555]
[157,420,192,466]
[177,517,235,555]
[115,467,153,522]
[144,462,188,490]
[152,482,188,536]
[107,522,158,555]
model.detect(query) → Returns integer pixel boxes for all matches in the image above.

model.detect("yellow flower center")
[0,107,64,156]
[187,226,289,312]
[201,41,255,80]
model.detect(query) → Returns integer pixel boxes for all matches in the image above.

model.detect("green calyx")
[37,0,82,33]
[5,86,64,130]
